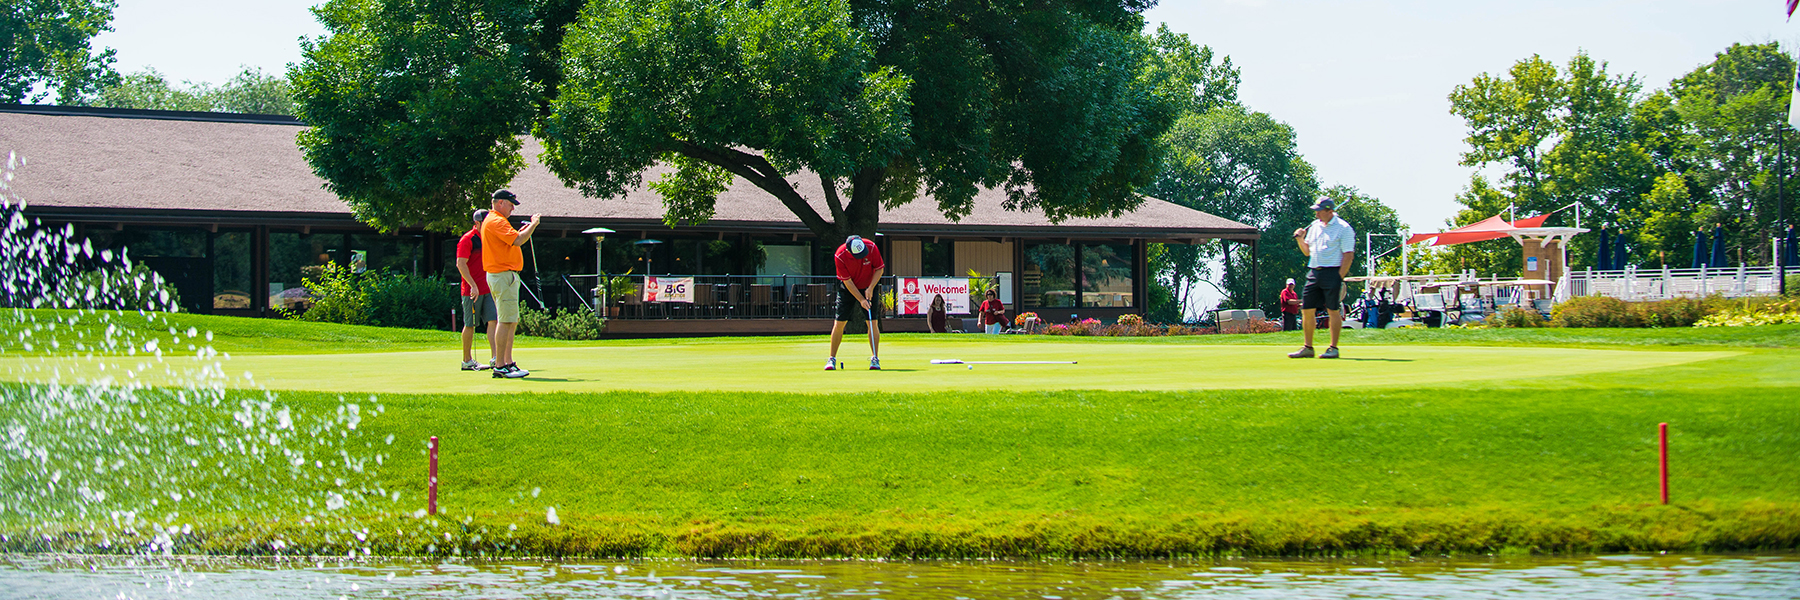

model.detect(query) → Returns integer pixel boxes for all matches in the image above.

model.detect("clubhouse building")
[2,104,1259,335]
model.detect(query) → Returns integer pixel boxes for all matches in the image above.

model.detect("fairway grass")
[1,310,1796,558]
[1,339,1747,394]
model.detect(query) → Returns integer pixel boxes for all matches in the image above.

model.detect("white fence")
[1567,265,1789,301]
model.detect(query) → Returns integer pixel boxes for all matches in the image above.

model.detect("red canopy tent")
[1407,214,1550,246]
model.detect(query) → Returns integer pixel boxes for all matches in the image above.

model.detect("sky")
[94,0,1798,233]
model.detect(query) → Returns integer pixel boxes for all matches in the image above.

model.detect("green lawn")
[1,309,1796,558]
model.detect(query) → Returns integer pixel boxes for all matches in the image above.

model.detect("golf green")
[6,337,1739,394]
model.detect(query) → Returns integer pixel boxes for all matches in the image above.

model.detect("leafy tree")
[1669,42,1796,266]
[93,68,211,111]
[293,0,1174,237]
[1140,24,1237,322]
[291,0,568,232]
[1447,51,1649,272]
[96,66,298,115]
[1,0,119,104]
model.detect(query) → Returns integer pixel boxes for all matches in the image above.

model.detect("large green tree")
[1139,24,1238,322]
[1446,51,1651,272]
[1,0,118,104]
[95,66,296,115]
[1668,42,1797,267]
[293,0,1175,236]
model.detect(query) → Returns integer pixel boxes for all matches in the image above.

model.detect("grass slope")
[1,311,1796,557]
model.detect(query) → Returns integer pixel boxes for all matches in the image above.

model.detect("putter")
[866,303,878,369]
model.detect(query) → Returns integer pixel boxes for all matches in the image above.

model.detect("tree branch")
[820,175,847,226]
[674,140,833,236]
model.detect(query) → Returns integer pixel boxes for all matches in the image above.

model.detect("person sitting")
[928,293,948,333]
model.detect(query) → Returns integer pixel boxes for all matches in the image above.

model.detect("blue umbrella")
[1692,230,1707,269]
[1710,225,1727,268]
[1613,230,1628,270]
[1597,228,1611,271]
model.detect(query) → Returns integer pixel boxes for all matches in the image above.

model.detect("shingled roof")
[2,105,1257,242]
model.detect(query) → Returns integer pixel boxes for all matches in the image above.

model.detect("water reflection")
[2,554,1795,599]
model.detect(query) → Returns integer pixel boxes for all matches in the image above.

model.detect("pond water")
[3,553,1796,599]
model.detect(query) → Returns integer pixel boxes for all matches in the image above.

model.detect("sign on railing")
[896,277,971,315]
[644,276,694,303]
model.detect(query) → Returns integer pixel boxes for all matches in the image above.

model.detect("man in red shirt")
[1279,278,1300,332]
[455,209,498,370]
[827,235,884,370]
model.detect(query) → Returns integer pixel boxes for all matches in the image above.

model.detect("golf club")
[866,302,878,369]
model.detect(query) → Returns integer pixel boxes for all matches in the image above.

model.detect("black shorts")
[834,284,884,322]
[1302,268,1343,311]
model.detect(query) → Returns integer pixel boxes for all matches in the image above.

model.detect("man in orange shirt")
[481,189,540,379]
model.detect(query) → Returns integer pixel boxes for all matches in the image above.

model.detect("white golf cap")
[1286,278,1295,285]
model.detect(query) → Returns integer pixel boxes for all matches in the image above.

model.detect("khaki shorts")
[486,270,521,323]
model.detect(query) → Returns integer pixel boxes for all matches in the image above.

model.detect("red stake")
[1658,423,1669,505]
[428,436,440,516]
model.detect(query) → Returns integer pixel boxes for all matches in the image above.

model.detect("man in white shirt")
[1289,198,1355,358]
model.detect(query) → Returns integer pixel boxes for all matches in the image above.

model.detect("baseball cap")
[846,235,869,257]
[1309,198,1335,211]
[473,209,489,223]
[492,189,519,205]
[1286,278,1295,285]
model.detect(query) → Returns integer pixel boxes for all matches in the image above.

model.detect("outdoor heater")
[581,227,614,313]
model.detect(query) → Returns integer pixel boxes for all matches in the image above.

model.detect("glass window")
[213,231,252,310]
[269,232,343,311]
[1081,243,1134,308]
[350,234,425,275]
[760,243,812,277]
[1022,243,1076,308]
[920,241,953,276]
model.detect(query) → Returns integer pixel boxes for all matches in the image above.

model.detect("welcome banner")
[643,277,694,303]
[896,278,970,315]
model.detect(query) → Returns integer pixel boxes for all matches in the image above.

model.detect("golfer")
[1289,198,1354,359]
[456,209,498,370]
[1279,278,1299,332]
[481,189,540,378]
[826,234,884,371]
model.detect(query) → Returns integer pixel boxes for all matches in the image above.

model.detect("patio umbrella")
[1710,225,1727,268]
[1692,230,1708,268]
[1613,230,1628,270]
[1597,228,1611,271]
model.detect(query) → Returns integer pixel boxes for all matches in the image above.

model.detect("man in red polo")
[826,235,884,371]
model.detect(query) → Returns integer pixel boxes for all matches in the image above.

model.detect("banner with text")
[896,278,970,315]
[643,277,694,303]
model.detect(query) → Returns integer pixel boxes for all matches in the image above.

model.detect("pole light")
[582,227,614,312]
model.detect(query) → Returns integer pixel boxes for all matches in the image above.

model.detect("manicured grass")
[1,311,1796,557]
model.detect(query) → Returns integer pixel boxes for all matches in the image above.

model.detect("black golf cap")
[1309,197,1335,211]
[492,189,519,205]
[846,235,870,257]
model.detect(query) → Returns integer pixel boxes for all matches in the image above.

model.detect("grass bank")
[0,311,1795,557]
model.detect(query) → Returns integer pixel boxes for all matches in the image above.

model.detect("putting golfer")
[1279,278,1299,332]
[456,209,498,370]
[481,189,540,378]
[1289,197,1354,359]
[825,234,884,371]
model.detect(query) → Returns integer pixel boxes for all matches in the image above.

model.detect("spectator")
[1279,278,1299,331]
[979,288,1006,334]
[928,294,948,333]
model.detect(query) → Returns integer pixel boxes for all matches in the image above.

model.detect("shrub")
[516,307,605,340]
[55,261,182,312]
[288,263,455,330]
[1115,313,1144,327]
[1695,297,1800,327]
[1632,298,1708,328]
[1551,296,1636,328]
[366,273,458,330]
[1493,306,1546,328]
